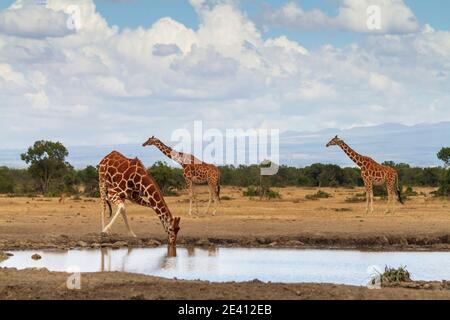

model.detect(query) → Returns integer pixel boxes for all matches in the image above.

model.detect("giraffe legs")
[121,206,137,237]
[103,201,124,234]
[187,181,199,216]
[212,184,219,216]
[364,182,374,214]
[204,183,219,215]
[99,182,108,231]
[204,185,213,215]
[193,185,199,214]
[386,180,396,214]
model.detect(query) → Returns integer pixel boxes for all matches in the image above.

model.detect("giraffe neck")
[338,141,365,167]
[141,187,174,236]
[153,140,185,166]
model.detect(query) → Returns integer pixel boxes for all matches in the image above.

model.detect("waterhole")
[1,247,449,286]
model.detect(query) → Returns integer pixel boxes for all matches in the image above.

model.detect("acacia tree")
[21,140,70,194]
[436,147,450,196]
[437,148,450,168]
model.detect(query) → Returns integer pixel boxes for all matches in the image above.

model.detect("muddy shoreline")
[0,267,449,300]
[1,233,450,252]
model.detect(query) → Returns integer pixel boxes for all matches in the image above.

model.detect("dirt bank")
[0,268,449,300]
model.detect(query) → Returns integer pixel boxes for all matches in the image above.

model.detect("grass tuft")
[305,190,332,201]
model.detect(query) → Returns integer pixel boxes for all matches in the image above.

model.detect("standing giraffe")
[142,136,221,216]
[98,151,181,246]
[326,136,403,214]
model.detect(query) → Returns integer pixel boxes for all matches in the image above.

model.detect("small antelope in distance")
[58,193,70,204]
[326,135,403,214]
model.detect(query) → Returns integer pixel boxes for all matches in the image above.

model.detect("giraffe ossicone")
[326,136,403,214]
[98,151,181,246]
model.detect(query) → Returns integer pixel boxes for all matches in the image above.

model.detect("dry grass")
[0,186,449,244]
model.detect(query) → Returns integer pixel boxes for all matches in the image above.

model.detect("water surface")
[1,247,449,286]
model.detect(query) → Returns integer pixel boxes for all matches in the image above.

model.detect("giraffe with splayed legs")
[98,151,181,246]
[326,136,403,214]
[143,136,221,216]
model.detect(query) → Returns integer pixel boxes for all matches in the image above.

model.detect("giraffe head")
[326,135,343,147]
[168,216,181,246]
[142,136,159,147]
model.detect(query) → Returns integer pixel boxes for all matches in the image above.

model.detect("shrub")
[345,193,366,203]
[243,186,259,197]
[369,266,411,287]
[433,169,450,197]
[404,186,418,197]
[243,186,281,200]
[305,190,332,200]
[334,208,352,212]
[265,190,282,200]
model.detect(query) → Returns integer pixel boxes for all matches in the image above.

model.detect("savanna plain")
[1,186,449,300]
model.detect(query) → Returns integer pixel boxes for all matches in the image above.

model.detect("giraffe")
[98,151,181,246]
[142,136,221,216]
[326,136,403,214]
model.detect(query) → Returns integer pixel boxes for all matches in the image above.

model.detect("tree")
[149,161,184,195]
[77,165,99,197]
[436,147,450,197]
[0,167,14,193]
[20,140,70,194]
[437,148,450,168]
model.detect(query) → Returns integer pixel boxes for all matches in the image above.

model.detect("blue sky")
[0,0,449,149]
[1,0,449,48]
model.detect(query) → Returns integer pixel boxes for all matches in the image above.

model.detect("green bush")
[305,190,332,200]
[404,186,418,197]
[433,169,450,197]
[243,186,281,200]
[372,266,411,285]
[243,186,259,197]
[149,161,184,196]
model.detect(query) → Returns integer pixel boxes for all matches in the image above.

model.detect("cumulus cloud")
[262,0,419,34]
[152,43,182,56]
[0,4,72,38]
[0,0,448,149]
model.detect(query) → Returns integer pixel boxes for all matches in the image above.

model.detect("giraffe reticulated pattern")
[327,136,402,214]
[98,151,180,245]
[143,137,221,216]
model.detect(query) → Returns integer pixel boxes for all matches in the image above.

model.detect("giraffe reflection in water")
[100,245,177,272]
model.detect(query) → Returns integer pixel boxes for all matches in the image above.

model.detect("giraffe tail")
[106,200,112,217]
[216,184,221,203]
[396,174,404,205]
[100,181,113,217]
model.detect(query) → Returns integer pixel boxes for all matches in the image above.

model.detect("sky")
[0,0,449,149]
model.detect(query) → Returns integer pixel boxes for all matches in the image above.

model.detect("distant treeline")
[0,161,448,197]
[1,140,449,197]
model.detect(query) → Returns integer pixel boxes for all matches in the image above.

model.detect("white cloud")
[264,36,308,55]
[152,43,182,56]
[0,4,72,38]
[0,63,26,86]
[262,0,419,34]
[25,90,49,109]
[0,0,448,149]
[336,0,419,34]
